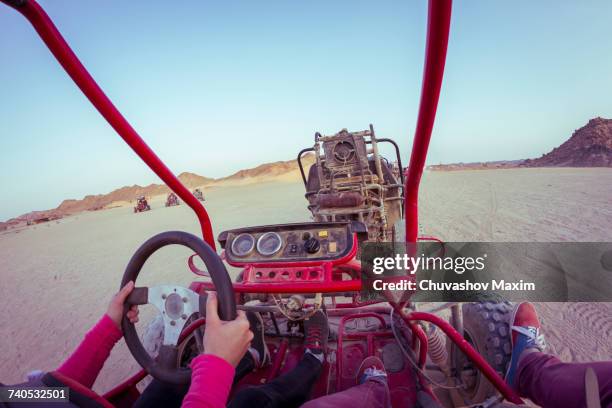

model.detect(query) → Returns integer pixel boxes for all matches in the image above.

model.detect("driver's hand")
[203,292,253,367]
[107,281,140,329]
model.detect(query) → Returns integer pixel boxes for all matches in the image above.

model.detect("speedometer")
[256,232,283,256]
[231,233,255,257]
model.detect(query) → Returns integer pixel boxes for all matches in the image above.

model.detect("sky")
[1,1,612,220]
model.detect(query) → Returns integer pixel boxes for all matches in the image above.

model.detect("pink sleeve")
[56,314,122,388]
[182,354,235,408]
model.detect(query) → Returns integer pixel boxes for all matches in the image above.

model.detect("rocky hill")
[176,172,215,188]
[0,172,215,230]
[217,153,315,183]
[524,117,612,167]
[430,117,612,171]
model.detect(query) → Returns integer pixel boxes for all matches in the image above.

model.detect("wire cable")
[390,308,465,390]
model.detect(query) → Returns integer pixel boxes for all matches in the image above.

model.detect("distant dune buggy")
[193,188,205,201]
[165,192,180,207]
[133,196,151,213]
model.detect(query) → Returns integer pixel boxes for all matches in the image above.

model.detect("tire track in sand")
[566,303,612,337]
[476,182,498,240]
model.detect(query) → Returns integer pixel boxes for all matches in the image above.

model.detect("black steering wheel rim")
[121,230,236,384]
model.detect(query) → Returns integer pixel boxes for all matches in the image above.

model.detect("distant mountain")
[0,159,310,230]
[217,154,315,183]
[429,117,612,171]
[524,117,612,167]
[176,172,215,188]
[52,172,214,214]
[427,160,522,171]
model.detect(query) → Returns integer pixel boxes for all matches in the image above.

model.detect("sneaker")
[246,311,270,367]
[505,302,546,388]
[304,310,329,357]
[356,356,388,385]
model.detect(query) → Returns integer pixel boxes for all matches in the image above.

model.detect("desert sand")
[1,167,611,394]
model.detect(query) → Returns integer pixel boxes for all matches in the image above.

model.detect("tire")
[450,301,513,405]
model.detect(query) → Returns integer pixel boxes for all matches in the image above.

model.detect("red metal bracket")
[187,254,210,277]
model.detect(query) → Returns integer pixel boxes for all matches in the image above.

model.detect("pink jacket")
[57,314,234,408]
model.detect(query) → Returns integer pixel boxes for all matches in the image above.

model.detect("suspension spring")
[426,324,448,369]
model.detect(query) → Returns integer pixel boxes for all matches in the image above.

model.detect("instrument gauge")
[231,233,255,257]
[256,232,283,256]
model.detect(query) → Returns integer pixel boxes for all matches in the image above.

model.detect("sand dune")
[0,168,611,396]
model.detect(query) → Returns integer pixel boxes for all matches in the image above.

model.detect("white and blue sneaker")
[356,356,388,385]
[505,302,546,388]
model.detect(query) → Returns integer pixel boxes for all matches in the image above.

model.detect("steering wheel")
[120,231,236,384]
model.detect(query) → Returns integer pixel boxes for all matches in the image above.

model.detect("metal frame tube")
[404,0,452,242]
[1,0,217,248]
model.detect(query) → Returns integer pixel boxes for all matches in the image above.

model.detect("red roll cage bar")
[0,0,524,404]
[2,0,217,249]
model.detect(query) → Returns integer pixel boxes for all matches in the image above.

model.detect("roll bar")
[297,147,315,186]
[404,0,452,242]
[0,0,217,249]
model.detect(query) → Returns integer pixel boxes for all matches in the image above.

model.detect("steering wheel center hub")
[164,292,184,320]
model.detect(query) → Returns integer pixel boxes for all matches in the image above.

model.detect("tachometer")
[256,232,283,256]
[231,233,255,257]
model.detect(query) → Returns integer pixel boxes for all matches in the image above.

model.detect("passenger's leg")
[228,310,329,408]
[516,352,612,408]
[134,379,189,408]
[233,353,256,384]
[506,302,612,407]
[302,378,390,408]
[301,356,391,408]
[228,353,323,408]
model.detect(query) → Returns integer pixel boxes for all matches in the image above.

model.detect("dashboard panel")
[218,221,365,265]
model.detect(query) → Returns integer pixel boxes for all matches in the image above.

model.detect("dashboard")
[218,221,365,265]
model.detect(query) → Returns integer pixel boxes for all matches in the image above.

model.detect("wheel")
[121,231,236,384]
[450,301,513,405]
